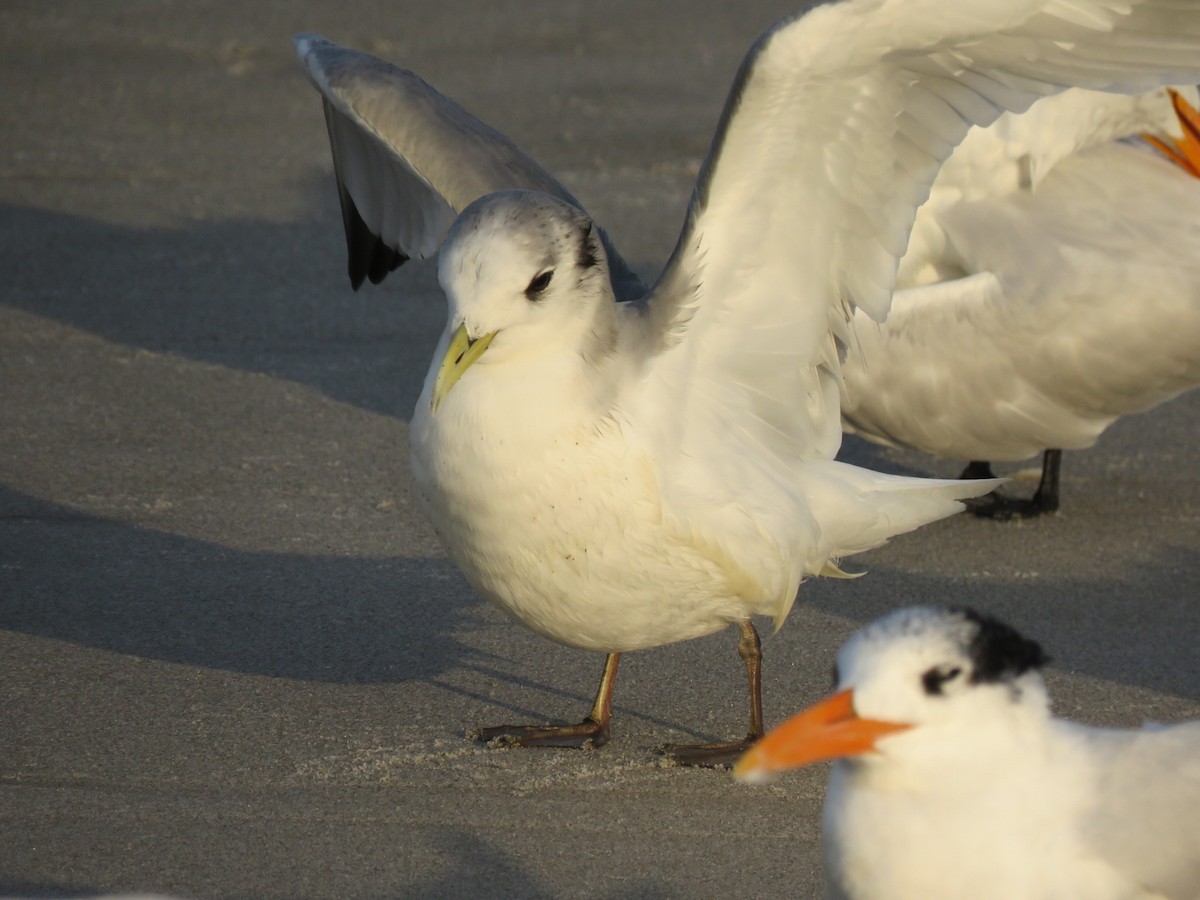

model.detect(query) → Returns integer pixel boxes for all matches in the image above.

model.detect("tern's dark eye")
[921,665,963,696]
[525,269,554,300]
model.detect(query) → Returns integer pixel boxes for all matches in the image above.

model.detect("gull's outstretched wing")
[633,0,1200,468]
[294,33,642,297]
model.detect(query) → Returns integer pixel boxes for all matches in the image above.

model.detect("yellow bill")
[432,323,496,411]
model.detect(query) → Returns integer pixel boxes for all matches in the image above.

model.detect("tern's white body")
[412,360,747,651]
[842,88,1200,463]
[828,707,1200,899]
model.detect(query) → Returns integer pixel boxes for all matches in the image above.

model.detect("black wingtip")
[337,178,408,291]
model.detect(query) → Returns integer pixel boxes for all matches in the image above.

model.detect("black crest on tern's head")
[953,607,1050,686]
[851,606,1051,700]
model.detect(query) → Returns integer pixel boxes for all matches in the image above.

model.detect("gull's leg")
[965,451,1062,520]
[660,619,764,768]
[739,618,765,740]
[471,651,620,749]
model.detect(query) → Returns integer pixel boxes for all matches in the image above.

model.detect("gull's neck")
[419,310,622,451]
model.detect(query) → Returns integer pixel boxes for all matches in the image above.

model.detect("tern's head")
[430,190,613,410]
[735,607,1051,782]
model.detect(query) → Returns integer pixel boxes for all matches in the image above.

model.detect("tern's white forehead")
[839,607,977,682]
[438,190,592,291]
[838,606,1049,690]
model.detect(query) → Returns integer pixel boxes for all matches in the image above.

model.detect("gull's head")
[429,190,612,411]
[734,607,1051,783]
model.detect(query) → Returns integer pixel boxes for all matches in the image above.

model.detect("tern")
[842,85,1200,518]
[296,0,1200,763]
[736,606,1200,898]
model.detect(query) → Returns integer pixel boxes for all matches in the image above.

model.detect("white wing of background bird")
[842,89,1200,462]
[898,85,1199,287]
[929,85,1193,203]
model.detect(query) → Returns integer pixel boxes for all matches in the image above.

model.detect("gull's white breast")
[409,344,761,653]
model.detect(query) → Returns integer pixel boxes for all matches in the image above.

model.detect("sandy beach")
[2,2,1198,896]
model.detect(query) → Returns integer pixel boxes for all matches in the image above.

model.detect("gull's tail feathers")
[766,463,1001,633]
[804,460,1003,561]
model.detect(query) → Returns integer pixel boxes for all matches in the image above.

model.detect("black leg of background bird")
[962,451,1062,520]
[960,459,1005,517]
[471,652,621,749]
[960,460,997,481]
[1029,448,1062,516]
[660,619,764,768]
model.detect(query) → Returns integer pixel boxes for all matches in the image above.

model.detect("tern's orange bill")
[733,689,911,781]
[1143,89,1200,179]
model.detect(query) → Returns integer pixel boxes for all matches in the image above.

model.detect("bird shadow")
[0,826,677,900]
[401,826,676,900]
[0,199,438,420]
[0,486,701,737]
[0,486,475,685]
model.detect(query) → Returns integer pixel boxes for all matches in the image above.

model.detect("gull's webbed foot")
[470,717,611,750]
[470,652,620,751]
[657,735,759,768]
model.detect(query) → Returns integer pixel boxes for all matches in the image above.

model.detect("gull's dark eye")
[921,665,963,696]
[525,269,553,300]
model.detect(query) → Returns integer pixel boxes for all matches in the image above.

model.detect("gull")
[841,85,1200,519]
[735,606,1200,899]
[295,0,1200,763]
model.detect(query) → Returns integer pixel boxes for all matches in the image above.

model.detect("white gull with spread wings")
[296,0,1200,762]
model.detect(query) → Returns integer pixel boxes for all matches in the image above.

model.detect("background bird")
[735,606,1200,899]
[841,85,1200,519]
[297,0,1200,764]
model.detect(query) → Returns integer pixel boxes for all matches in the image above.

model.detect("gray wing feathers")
[295,34,644,295]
